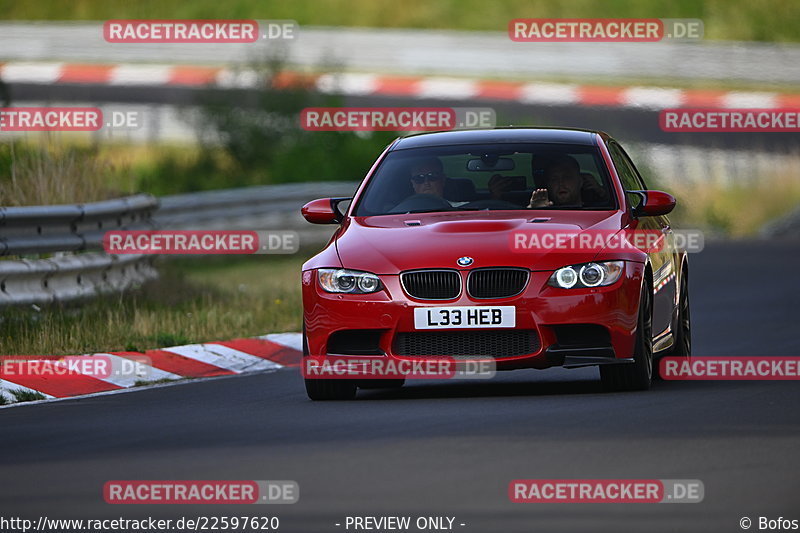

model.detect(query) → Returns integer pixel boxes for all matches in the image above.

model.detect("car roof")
[391,127,608,150]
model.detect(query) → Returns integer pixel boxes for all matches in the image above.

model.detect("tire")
[667,267,692,360]
[304,377,358,401]
[302,324,357,401]
[357,379,406,389]
[652,266,691,381]
[600,281,654,392]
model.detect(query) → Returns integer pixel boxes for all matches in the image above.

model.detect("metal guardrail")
[0,254,157,306]
[0,194,159,305]
[761,205,800,239]
[154,181,358,248]
[155,182,357,228]
[0,194,157,255]
[0,182,359,306]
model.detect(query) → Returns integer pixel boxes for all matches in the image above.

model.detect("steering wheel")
[459,198,523,210]
[388,194,453,213]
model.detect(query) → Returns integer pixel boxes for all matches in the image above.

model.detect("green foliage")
[135,59,396,195]
[10,389,47,403]
[2,0,798,42]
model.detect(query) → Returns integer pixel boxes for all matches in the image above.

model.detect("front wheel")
[357,379,405,389]
[304,378,358,401]
[600,281,654,391]
[302,325,357,401]
[667,267,692,360]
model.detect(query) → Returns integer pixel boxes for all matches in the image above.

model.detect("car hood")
[335,210,626,274]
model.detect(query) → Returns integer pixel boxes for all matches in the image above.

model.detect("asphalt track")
[2,240,799,532]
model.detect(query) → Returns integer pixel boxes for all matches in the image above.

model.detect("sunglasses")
[411,172,444,184]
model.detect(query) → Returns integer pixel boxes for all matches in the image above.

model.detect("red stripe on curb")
[682,89,728,108]
[111,350,235,378]
[374,76,421,96]
[273,71,320,89]
[58,64,114,84]
[168,66,220,86]
[215,338,302,367]
[2,61,800,111]
[0,361,121,398]
[4,61,800,111]
[577,86,626,107]
[475,80,524,100]
[778,94,800,107]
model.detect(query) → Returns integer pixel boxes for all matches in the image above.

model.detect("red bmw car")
[301,128,690,400]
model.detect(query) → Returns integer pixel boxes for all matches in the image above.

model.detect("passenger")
[528,155,608,208]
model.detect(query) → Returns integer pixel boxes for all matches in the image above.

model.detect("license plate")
[413,306,515,329]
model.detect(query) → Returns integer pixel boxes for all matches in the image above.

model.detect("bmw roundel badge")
[457,256,474,267]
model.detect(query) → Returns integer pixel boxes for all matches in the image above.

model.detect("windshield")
[353,143,616,216]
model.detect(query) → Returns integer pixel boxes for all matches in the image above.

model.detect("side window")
[617,144,648,189]
[608,142,645,209]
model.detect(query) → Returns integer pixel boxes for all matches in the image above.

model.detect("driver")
[407,158,470,207]
[409,158,446,198]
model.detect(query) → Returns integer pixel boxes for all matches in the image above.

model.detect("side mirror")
[631,190,675,217]
[301,197,351,224]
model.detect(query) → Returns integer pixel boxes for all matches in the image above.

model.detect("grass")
[0,138,137,206]
[0,252,311,356]
[637,148,800,237]
[134,377,183,387]
[668,175,800,236]
[1,0,799,43]
[0,388,47,406]
[10,389,47,402]
[0,129,391,201]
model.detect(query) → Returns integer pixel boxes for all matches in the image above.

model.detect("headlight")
[548,261,624,289]
[318,268,383,294]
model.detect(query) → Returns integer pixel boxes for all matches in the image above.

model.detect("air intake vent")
[394,330,540,358]
[467,268,529,299]
[327,329,384,355]
[400,270,461,300]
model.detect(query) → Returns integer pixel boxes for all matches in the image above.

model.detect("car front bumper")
[302,261,645,370]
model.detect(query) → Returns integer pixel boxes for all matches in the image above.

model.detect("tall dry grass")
[664,157,800,237]
[0,138,132,206]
